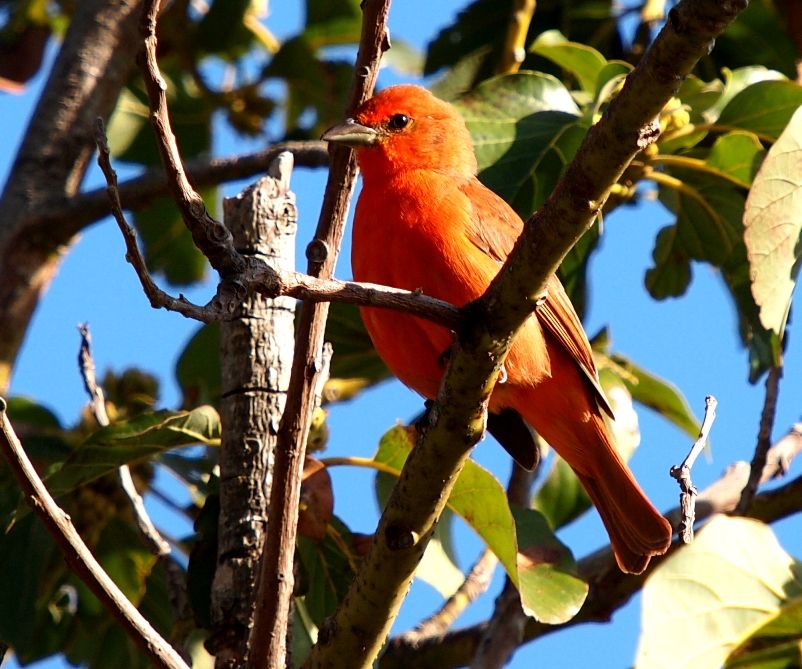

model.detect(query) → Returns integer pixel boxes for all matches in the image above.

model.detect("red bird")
[323,85,671,574]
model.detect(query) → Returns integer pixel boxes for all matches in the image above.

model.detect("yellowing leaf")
[744,104,802,340]
[636,516,802,669]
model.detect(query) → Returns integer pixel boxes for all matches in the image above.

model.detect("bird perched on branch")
[322,84,671,574]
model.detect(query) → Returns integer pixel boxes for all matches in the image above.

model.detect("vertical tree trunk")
[0,0,143,390]
[210,156,297,667]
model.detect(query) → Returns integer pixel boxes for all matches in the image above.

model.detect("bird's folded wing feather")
[459,178,614,418]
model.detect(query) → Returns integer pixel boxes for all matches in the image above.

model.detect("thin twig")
[669,395,717,543]
[254,2,392,667]
[401,549,498,646]
[736,365,783,514]
[0,400,189,669]
[77,323,171,556]
[497,0,537,75]
[138,0,244,278]
[95,116,460,329]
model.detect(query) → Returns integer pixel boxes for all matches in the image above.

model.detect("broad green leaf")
[715,80,802,141]
[743,105,802,340]
[304,0,361,45]
[705,67,786,124]
[645,224,692,299]
[135,188,215,286]
[176,323,221,408]
[605,352,701,439]
[726,597,802,668]
[530,30,607,95]
[266,36,354,137]
[636,516,802,669]
[707,131,766,188]
[375,426,516,587]
[292,598,318,669]
[456,72,584,218]
[512,507,588,624]
[375,426,584,622]
[323,303,391,403]
[196,0,253,57]
[592,60,632,107]
[533,457,590,530]
[296,517,358,626]
[43,406,221,496]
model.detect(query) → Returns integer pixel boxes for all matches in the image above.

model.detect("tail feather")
[577,468,672,574]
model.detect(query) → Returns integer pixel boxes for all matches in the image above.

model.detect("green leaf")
[296,516,357,626]
[645,224,692,299]
[715,80,802,141]
[135,188,215,286]
[43,407,221,496]
[606,352,701,439]
[636,516,802,669]
[380,38,424,77]
[530,29,607,94]
[456,72,584,218]
[705,67,786,124]
[176,323,221,408]
[512,507,588,624]
[375,426,584,622]
[533,457,590,530]
[743,104,802,341]
[305,0,361,46]
[196,0,253,57]
[323,303,391,403]
[726,598,802,668]
[707,131,766,188]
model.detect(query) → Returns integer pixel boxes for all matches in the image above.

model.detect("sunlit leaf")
[43,407,221,496]
[636,516,802,669]
[715,80,802,140]
[513,507,588,624]
[375,426,584,622]
[530,29,607,94]
[707,131,766,188]
[743,105,802,341]
[456,72,584,218]
[604,352,701,439]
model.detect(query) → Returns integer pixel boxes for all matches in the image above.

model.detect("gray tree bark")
[209,155,297,667]
[0,0,143,390]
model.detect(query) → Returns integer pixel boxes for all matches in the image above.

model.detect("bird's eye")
[388,113,411,131]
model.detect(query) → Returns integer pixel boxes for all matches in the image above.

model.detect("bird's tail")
[575,459,672,574]
[511,392,672,574]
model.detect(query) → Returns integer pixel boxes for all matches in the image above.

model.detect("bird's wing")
[460,178,614,418]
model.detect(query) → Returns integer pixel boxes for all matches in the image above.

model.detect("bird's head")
[322,84,477,179]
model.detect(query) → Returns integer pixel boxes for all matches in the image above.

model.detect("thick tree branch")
[0,0,143,390]
[256,1,392,668]
[381,422,802,669]
[29,142,329,237]
[306,1,748,667]
[0,400,189,669]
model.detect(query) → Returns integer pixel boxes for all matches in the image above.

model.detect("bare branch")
[138,0,244,278]
[30,141,329,235]
[736,365,783,513]
[0,400,189,669]
[400,549,498,646]
[669,395,718,543]
[256,2,392,666]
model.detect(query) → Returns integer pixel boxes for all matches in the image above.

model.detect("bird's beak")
[321,119,378,148]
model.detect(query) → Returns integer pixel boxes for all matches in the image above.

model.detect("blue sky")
[3,2,801,668]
